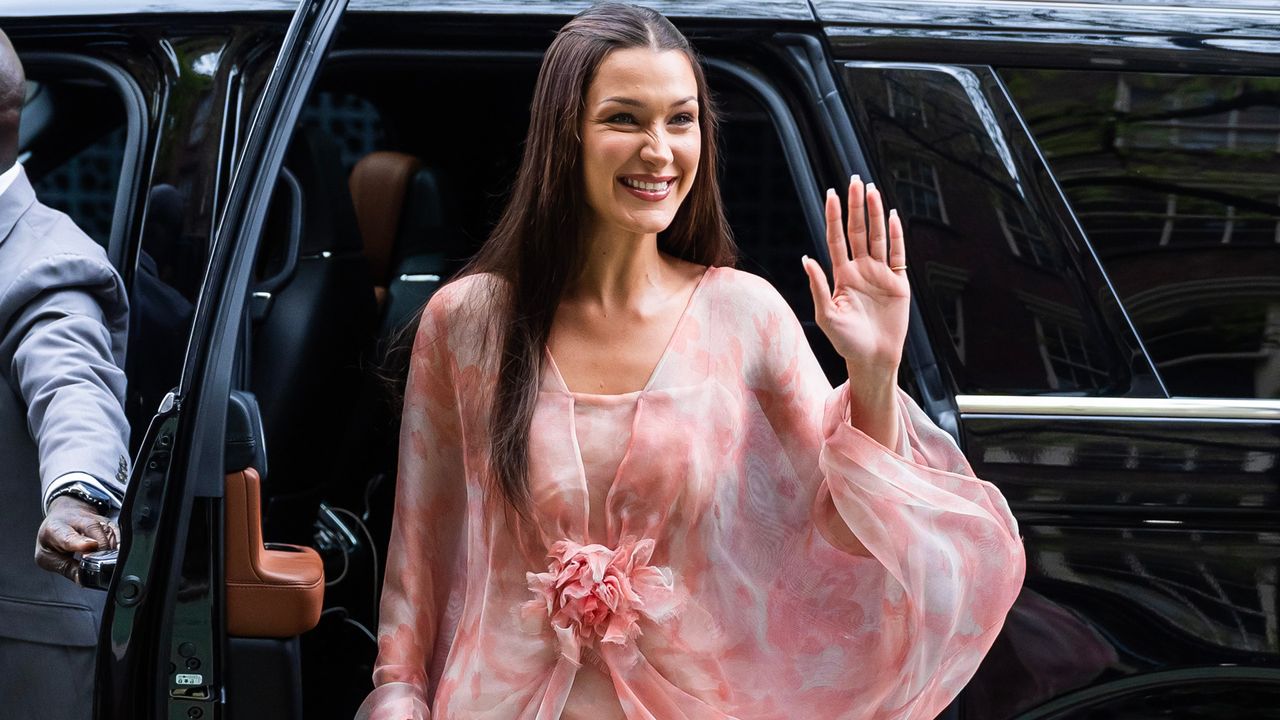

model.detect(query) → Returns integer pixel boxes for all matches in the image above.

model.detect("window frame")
[18,52,148,283]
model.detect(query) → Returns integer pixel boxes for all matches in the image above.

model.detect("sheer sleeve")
[746,274,1025,719]
[356,292,468,720]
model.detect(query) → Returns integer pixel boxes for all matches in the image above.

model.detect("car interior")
[229,47,835,718]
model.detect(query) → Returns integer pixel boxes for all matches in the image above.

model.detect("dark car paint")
[817,2,1280,717]
[2,1,1277,719]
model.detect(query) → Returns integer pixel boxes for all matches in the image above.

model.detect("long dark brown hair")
[451,3,736,512]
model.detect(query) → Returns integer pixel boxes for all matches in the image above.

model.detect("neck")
[571,218,668,306]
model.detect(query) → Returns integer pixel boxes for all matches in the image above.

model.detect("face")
[580,47,701,239]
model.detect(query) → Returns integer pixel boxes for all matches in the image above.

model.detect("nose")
[639,127,673,167]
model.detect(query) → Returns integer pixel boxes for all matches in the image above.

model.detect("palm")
[802,177,910,372]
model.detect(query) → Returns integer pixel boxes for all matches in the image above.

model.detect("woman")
[357,4,1024,719]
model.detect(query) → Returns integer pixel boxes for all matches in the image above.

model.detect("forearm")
[845,362,900,452]
[13,310,130,496]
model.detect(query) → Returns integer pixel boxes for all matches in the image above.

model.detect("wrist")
[843,367,901,451]
[845,360,899,390]
[47,482,114,516]
[47,494,99,515]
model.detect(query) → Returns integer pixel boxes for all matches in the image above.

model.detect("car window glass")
[299,91,386,175]
[20,79,125,249]
[716,78,813,326]
[841,64,1133,395]
[1003,69,1280,399]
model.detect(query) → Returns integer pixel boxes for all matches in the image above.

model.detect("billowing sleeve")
[747,275,1025,720]
[356,292,468,720]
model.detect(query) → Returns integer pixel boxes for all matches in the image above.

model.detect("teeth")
[621,178,671,192]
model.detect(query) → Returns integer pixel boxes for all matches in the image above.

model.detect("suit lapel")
[0,167,37,249]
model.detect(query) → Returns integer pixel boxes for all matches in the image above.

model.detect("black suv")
[3,1,1278,718]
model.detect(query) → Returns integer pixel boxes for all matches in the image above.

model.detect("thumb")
[802,255,833,321]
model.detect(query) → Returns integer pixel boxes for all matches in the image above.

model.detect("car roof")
[814,0,1280,39]
[3,0,1277,31]
[0,0,813,21]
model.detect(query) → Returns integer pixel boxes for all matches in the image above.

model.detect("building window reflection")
[299,91,386,174]
[998,196,1056,268]
[891,157,947,224]
[1004,67,1280,398]
[928,264,969,363]
[1033,315,1109,391]
[886,77,928,128]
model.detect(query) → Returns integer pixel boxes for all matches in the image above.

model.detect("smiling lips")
[619,175,675,202]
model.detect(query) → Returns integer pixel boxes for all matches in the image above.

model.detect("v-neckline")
[546,266,713,398]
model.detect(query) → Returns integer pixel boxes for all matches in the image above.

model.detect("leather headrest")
[349,151,424,287]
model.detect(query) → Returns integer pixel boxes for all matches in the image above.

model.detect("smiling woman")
[356,4,1024,720]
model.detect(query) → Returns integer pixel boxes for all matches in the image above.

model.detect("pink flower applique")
[525,538,677,650]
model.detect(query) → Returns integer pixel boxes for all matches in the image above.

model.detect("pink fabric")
[356,267,1025,720]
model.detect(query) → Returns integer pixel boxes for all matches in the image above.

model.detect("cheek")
[586,134,637,174]
[675,136,701,187]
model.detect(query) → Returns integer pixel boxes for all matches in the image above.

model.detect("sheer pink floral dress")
[356,266,1025,720]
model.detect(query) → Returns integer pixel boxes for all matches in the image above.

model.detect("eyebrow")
[600,95,698,108]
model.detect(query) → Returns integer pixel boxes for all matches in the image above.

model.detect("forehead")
[587,48,698,104]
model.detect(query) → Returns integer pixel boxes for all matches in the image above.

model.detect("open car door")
[95,1,349,718]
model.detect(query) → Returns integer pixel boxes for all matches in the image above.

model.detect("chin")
[618,209,679,234]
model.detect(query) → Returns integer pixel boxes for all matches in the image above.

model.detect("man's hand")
[35,496,118,585]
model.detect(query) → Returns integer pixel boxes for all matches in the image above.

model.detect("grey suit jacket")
[0,166,130,647]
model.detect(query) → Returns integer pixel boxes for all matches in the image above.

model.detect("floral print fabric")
[356,267,1025,720]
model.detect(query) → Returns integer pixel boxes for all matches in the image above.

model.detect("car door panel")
[94,2,349,718]
[817,6,1280,718]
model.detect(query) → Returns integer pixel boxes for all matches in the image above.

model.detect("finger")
[78,516,112,549]
[35,544,82,584]
[40,520,100,555]
[104,521,121,550]
[824,188,848,269]
[802,255,833,321]
[847,175,868,259]
[867,183,887,262]
[889,208,907,270]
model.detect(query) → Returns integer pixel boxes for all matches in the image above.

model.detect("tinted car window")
[21,79,125,248]
[715,76,812,328]
[300,91,386,175]
[842,64,1133,395]
[1003,70,1280,399]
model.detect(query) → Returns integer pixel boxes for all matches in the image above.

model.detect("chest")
[547,305,687,396]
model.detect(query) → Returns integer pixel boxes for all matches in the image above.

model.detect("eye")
[607,112,637,124]
[671,112,696,126]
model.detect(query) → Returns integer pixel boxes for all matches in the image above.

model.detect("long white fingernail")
[866,182,876,192]
[850,174,860,184]
[890,208,898,217]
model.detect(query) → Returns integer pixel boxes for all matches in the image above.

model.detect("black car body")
[1,0,1277,718]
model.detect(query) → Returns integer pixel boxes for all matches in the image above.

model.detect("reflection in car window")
[21,79,125,249]
[1004,70,1280,399]
[842,64,1130,395]
[299,91,386,175]
[31,126,124,248]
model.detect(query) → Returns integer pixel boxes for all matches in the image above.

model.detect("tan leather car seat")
[225,467,324,637]
[348,150,423,310]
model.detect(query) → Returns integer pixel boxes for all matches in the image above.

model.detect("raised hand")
[801,175,911,380]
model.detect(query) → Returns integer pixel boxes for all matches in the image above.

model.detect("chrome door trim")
[956,395,1280,421]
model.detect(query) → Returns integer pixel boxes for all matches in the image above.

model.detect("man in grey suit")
[0,29,131,719]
